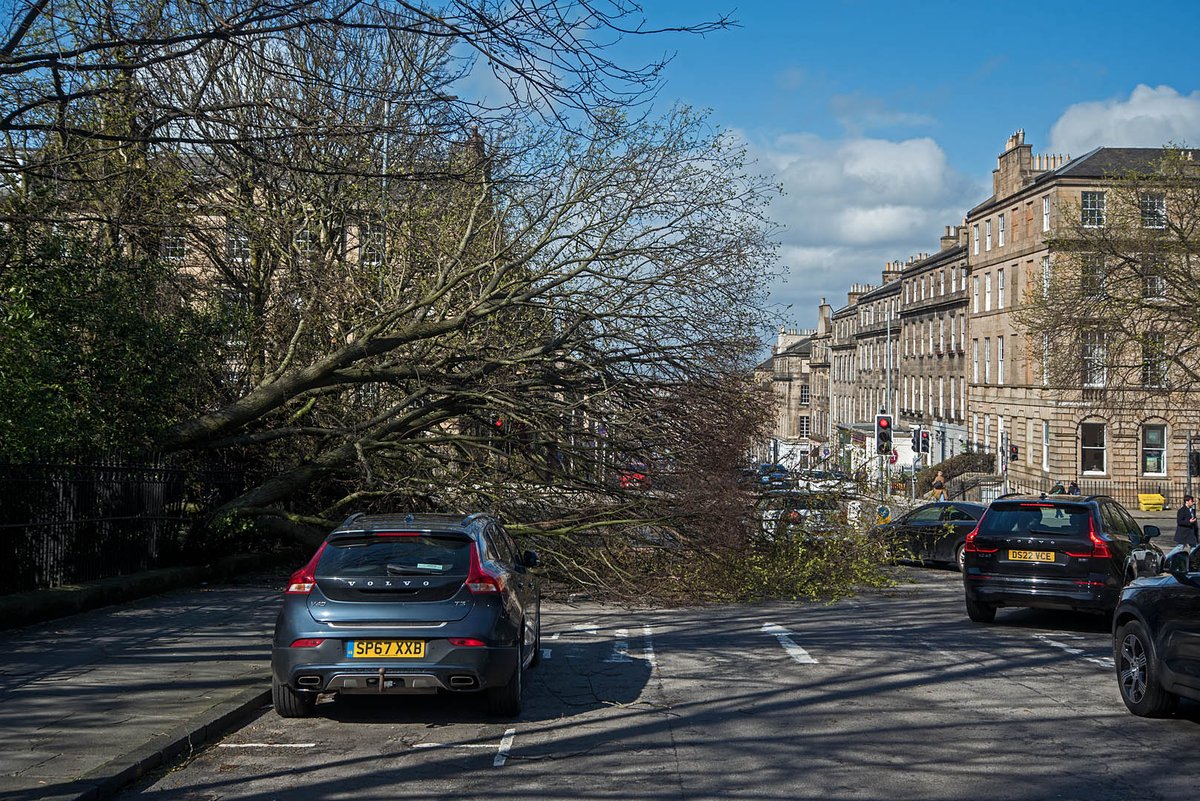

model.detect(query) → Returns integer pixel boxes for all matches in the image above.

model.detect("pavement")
[0,508,1184,801]
[0,561,290,801]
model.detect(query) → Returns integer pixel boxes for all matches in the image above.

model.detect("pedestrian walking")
[1067,479,1080,495]
[1049,480,1065,495]
[1175,495,1198,547]
[931,470,947,501]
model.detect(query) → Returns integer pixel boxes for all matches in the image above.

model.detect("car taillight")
[1066,518,1111,559]
[290,638,325,648]
[285,543,327,594]
[466,546,505,593]
[449,638,487,647]
[963,527,998,554]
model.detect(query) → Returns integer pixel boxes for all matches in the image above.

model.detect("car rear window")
[981,503,1091,537]
[316,534,471,577]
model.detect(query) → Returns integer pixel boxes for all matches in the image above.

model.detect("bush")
[915,451,995,496]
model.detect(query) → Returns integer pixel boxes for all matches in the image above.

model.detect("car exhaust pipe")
[297,676,322,688]
[448,675,477,689]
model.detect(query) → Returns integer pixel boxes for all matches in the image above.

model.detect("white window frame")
[998,213,1006,247]
[1082,332,1107,388]
[973,224,980,255]
[997,268,1005,309]
[1042,196,1051,232]
[973,276,980,313]
[1141,423,1167,476]
[985,219,993,251]
[972,339,979,382]
[984,337,991,384]
[984,273,992,311]
[1080,421,1107,475]
[1081,191,1106,228]
[1140,192,1167,229]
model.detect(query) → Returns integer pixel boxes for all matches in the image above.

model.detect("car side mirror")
[1164,546,1191,577]
[522,550,540,568]
[1142,524,1161,540]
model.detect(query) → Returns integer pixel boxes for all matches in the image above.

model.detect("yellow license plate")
[1009,550,1054,562]
[345,640,425,658]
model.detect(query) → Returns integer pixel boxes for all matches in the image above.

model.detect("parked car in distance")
[271,512,541,718]
[756,463,792,488]
[879,501,987,571]
[754,489,864,541]
[962,494,1164,623]
[1112,546,1200,717]
[618,461,651,489]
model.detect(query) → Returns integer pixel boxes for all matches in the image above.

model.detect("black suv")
[962,494,1163,623]
[1112,547,1200,717]
[271,512,541,718]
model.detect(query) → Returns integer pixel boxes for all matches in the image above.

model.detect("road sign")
[876,505,891,525]
[822,447,830,458]
[889,451,897,464]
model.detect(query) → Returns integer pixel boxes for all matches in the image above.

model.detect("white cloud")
[1049,84,1200,156]
[747,132,982,328]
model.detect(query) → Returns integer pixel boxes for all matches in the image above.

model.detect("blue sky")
[615,1,1200,336]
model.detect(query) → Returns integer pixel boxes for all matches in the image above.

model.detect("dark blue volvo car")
[271,512,541,718]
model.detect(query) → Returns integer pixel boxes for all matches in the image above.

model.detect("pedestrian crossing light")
[875,414,893,455]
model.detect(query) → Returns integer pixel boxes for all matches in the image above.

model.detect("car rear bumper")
[271,640,519,694]
[964,573,1120,611]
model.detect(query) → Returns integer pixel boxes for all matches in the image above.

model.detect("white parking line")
[761,622,817,664]
[1033,632,1114,669]
[642,624,657,669]
[604,628,633,663]
[219,743,316,749]
[494,728,516,767]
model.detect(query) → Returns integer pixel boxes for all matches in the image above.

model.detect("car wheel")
[1115,619,1178,718]
[486,642,525,717]
[965,595,996,623]
[954,543,966,573]
[272,674,317,718]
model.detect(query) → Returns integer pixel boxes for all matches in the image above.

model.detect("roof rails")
[339,512,366,528]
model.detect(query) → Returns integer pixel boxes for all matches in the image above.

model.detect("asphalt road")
[117,567,1199,801]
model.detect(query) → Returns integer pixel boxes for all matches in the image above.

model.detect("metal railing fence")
[0,456,244,594]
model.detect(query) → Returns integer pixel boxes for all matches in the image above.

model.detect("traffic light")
[1009,444,1019,462]
[920,429,931,454]
[874,414,893,455]
[911,426,922,451]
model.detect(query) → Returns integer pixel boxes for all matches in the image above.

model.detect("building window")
[1042,334,1050,387]
[1141,424,1166,475]
[160,230,187,260]
[984,273,992,311]
[973,276,980,312]
[949,313,956,350]
[939,270,945,296]
[800,384,811,404]
[972,339,979,382]
[984,416,991,453]
[1042,195,1051,232]
[359,223,385,267]
[998,213,1006,247]
[1142,257,1167,299]
[939,317,945,352]
[1081,191,1106,227]
[293,228,317,258]
[985,219,993,251]
[1042,420,1051,471]
[973,224,980,255]
[984,337,991,384]
[226,224,250,263]
[798,416,811,438]
[1041,255,1051,297]
[1140,192,1167,229]
[1081,255,1106,298]
[1142,332,1168,388]
[959,315,965,351]
[997,336,1005,385]
[1080,421,1106,474]
[1082,331,1107,388]
[997,268,1005,309]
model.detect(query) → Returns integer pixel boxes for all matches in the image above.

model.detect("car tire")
[954,543,966,573]
[1115,619,1178,718]
[486,643,525,717]
[272,674,317,718]
[965,595,997,623]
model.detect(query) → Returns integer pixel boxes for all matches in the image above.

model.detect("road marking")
[605,628,633,663]
[1033,633,1114,668]
[219,743,316,749]
[548,632,561,640]
[494,728,516,767]
[642,624,657,669]
[541,648,552,659]
[573,622,599,635]
[761,622,817,664]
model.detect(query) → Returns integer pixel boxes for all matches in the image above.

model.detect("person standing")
[931,470,947,501]
[1067,479,1080,495]
[1175,495,1198,547]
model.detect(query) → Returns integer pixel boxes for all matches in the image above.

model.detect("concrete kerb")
[68,687,274,801]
